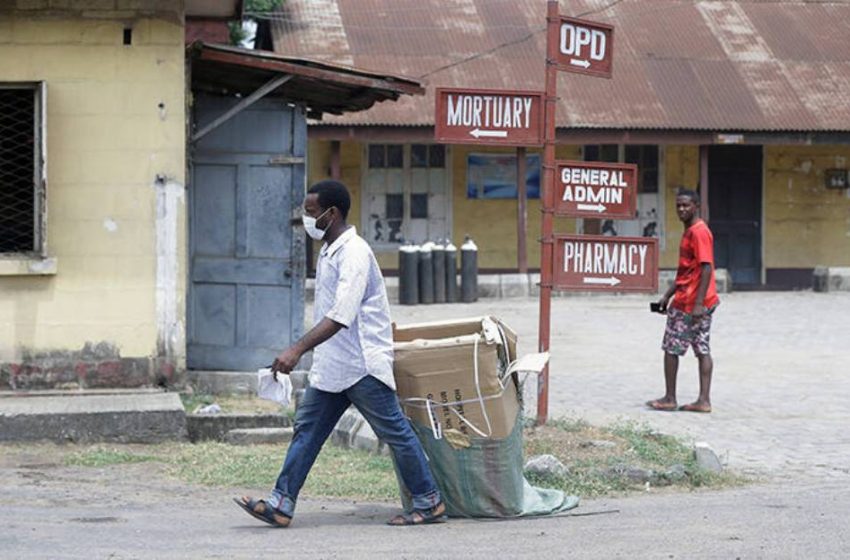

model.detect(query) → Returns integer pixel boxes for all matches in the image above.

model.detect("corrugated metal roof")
[267,0,850,131]
[188,43,423,116]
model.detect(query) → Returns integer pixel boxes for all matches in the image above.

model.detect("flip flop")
[233,496,291,528]
[646,399,677,411]
[387,502,447,526]
[678,403,712,413]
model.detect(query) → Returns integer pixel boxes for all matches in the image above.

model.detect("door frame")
[705,144,765,287]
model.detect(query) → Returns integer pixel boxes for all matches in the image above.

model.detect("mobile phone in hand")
[650,302,662,313]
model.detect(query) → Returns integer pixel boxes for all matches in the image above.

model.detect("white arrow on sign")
[470,128,508,139]
[577,203,607,213]
[583,276,621,286]
[570,59,591,69]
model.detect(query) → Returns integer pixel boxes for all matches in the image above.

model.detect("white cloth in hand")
[257,368,292,406]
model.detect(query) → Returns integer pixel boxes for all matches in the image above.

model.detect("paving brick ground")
[389,291,850,481]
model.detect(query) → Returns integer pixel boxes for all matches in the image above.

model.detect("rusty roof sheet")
[267,0,850,131]
[188,42,423,116]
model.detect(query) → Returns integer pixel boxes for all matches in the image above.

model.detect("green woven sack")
[397,415,579,518]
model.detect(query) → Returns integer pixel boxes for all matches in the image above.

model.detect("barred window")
[364,144,449,246]
[1,83,46,256]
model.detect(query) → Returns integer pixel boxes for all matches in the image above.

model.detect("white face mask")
[302,207,333,240]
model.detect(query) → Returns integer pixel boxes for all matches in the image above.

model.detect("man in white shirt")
[235,180,444,528]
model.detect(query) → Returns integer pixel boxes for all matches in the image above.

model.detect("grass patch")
[524,417,743,498]
[59,417,743,502]
[159,442,398,501]
[62,441,399,502]
[65,447,157,467]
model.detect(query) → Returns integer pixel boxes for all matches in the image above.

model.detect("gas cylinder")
[461,236,478,303]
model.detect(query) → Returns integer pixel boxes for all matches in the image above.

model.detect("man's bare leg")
[647,353,679,410]
[680,353,712,412]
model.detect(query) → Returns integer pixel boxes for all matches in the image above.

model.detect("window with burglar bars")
[0,83,46,256]
[362,143,449,248]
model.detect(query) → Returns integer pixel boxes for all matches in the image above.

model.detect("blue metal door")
[188,94,305,371]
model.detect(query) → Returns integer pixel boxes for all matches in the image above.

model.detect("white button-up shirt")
[309,226,395,393]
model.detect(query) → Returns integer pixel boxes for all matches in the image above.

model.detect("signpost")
[435,88,544,146]
[554,16,614,78]
[537,2,626,425]
[430,1,646,426]
[554,235,658,292]
[556,161,637,219]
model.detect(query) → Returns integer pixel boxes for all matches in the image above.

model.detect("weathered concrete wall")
[764,145,850,269]
[0,11,186,389]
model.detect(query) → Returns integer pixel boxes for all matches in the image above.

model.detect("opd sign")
[554,235,658,292]
[435,87,544,146]
[555,16,613,78]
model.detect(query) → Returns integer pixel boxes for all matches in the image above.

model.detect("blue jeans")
[268,375,441,518]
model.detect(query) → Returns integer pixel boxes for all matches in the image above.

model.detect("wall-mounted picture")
[467,153,540,199]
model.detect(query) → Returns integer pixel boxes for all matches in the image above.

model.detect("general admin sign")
[435,88,544,146]
[556,161,637,219]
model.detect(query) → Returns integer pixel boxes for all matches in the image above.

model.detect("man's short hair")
[308,180,351,219]
[676,188,700,204]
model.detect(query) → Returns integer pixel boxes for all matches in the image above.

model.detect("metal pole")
[517,146,528,273]
[537,0,559,426]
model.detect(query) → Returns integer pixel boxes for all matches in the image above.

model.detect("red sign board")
[435,88,544,146]
[554,235,658,292]
[555,160,637,219]
[554,16,614,78]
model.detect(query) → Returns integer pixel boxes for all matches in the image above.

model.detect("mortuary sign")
[554,235,658,292]
[435,87,544,146]
[556,160,637,219]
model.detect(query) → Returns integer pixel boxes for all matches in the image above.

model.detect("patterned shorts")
[661,306,714,356]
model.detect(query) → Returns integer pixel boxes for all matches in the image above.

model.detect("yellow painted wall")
[308,139,580,270]
[661,145,700,269]
[0,15,186,363]
[448,144,580,270]
[659,144,850,270]
[307,139,850,274]
[305,139,365,263]
[764,145,850,267]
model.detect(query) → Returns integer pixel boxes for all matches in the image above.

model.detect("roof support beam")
[191,74,293,143]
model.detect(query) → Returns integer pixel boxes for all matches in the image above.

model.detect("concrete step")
[0,390,187,443]
[187,370,257,395]
[187,413,292,442]
[224,427,294,446]
[187,370,312,397]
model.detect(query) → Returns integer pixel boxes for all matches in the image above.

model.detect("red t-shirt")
[672,219,719,313]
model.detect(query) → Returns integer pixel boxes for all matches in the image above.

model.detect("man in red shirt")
[647,189,719,413]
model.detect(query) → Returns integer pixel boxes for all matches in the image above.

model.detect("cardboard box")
[393,317,520,440]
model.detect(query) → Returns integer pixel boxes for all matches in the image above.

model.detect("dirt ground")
[2,443,849,559]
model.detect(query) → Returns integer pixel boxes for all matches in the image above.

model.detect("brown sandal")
[387,502,447,526]
[233,496,291,528]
